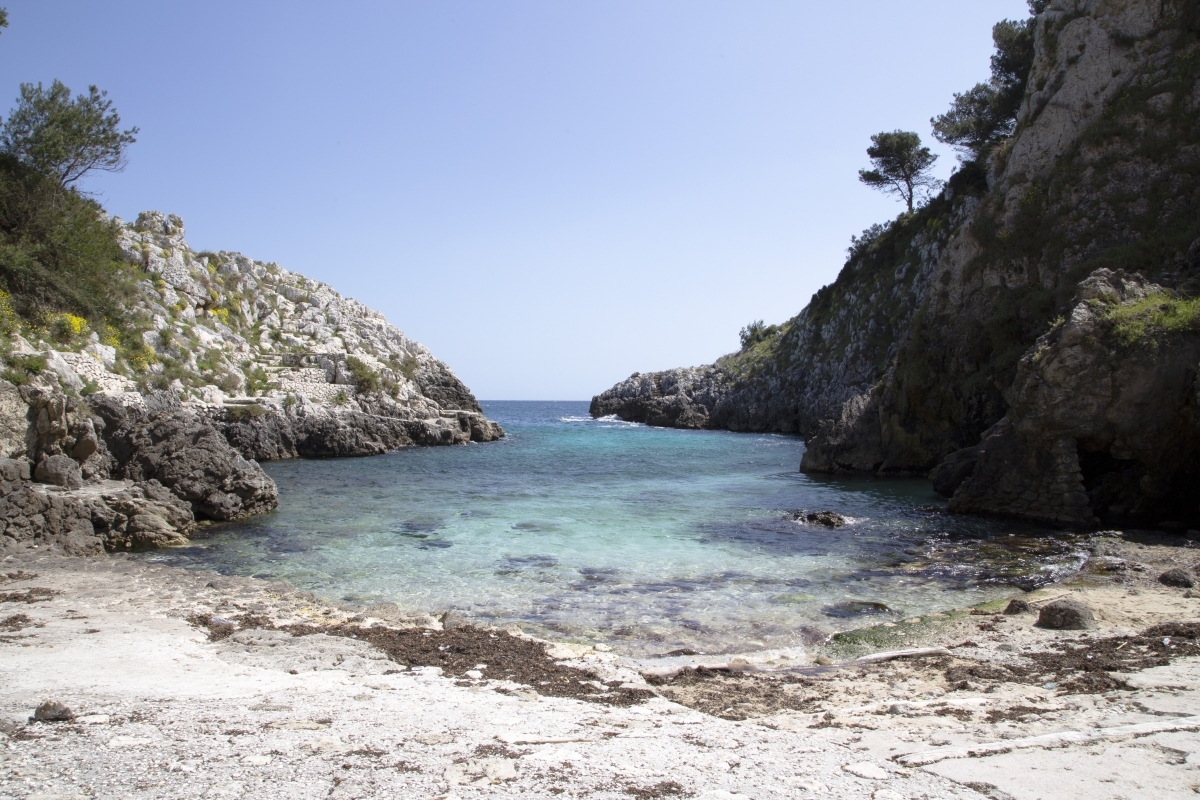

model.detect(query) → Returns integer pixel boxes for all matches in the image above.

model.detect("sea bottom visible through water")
[142,401,1087,659]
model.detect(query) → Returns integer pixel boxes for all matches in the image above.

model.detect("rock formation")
[593,0,1200,526]
[942,269,1200,526]
[0,208,503,553]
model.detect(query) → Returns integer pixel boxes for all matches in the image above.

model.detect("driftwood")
[895,715,1200,766]
[845,647,950,666]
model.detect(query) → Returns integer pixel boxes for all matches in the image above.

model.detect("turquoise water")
[143,401,1085,657]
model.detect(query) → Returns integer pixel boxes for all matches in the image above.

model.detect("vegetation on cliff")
[0,11,147,371]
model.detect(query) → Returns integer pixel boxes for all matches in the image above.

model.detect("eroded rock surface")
[90,394,277,521]
[945,270,1200,526]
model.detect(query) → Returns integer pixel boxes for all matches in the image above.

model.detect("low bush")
[346,355,381,393]
[1106,291,1200,346]
[1,352,45,385]
[226,403,270,421]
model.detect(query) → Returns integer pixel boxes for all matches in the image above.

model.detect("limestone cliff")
[0,210,503,553]
[593,0,1200,526]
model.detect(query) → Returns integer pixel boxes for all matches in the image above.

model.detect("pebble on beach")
[32,700,74,722]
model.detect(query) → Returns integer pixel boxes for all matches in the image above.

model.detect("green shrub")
[392,353,419,382]
[216,372,242,393]
[345,355,381,393]
[332,389,349,406]
[739,320,780,349]
[1,352,45,385]
[0,155,137,332]
[243,365,271,396]
[226,403,270,421]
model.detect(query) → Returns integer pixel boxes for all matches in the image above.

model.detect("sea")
[140,401,1087,658]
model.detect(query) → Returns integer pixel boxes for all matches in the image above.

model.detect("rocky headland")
[0,211,502,555]
[593,0,1200,529]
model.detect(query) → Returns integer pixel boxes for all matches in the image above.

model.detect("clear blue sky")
[1,1,1028,400]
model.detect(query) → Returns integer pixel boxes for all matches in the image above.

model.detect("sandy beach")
[2,530,1199,800]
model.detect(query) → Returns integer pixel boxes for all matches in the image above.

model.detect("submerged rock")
[822,601,891,619]
[789,510,847,528]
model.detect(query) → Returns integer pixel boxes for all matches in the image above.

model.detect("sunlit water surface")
[141,401,1085,657]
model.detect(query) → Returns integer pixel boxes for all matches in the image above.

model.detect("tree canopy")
[0,80,138,188]
[858,130,939,212]
[932,2,1042,161]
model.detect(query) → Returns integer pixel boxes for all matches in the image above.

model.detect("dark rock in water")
[33,454,83,490]
[90,394,277,521]
[1159,568,1196,588]
[588,368,729,429]
[789,510,846,528]
[441,611,469,630]
[32,700,73,722]
[1037,599,1096,630]
[930,445,981,498]
[822,600,891,619]
[212,401,503,461]
[1004,598,1033,615]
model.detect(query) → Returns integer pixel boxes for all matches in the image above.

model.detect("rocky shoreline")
[592,0,1200,531]
[2,528,1198,798]
[0,210,505,555]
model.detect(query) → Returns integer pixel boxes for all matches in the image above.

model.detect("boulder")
[89,393,277,521]
[1003,598,1032,615]
[1036,599,1096,630]
[1159,568,1196,589]
[33,454,83,490]
[440,611,469,630]
[930,444,982,498]
[92,479,195,550]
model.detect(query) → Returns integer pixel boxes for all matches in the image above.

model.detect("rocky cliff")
[0,211,503,553]
[593,0,1200,527]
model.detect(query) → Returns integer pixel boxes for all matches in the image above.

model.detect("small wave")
[559,414,644,427]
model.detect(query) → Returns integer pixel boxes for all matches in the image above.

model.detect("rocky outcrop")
[943,269,1200,526]
[88,394,277,522]
[0,377,278,552]
[0,200,504,549]
[0,458,197,555]
[594,0,1200,524]
[110,211,500,442]
[589,368,731,429]
[210,398,502,462]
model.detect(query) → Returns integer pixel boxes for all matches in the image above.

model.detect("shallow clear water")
[141,401,1086,657]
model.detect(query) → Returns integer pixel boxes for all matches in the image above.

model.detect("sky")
[0,1,1029,400]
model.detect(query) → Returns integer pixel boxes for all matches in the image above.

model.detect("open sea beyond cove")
[143,401,1086,658]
